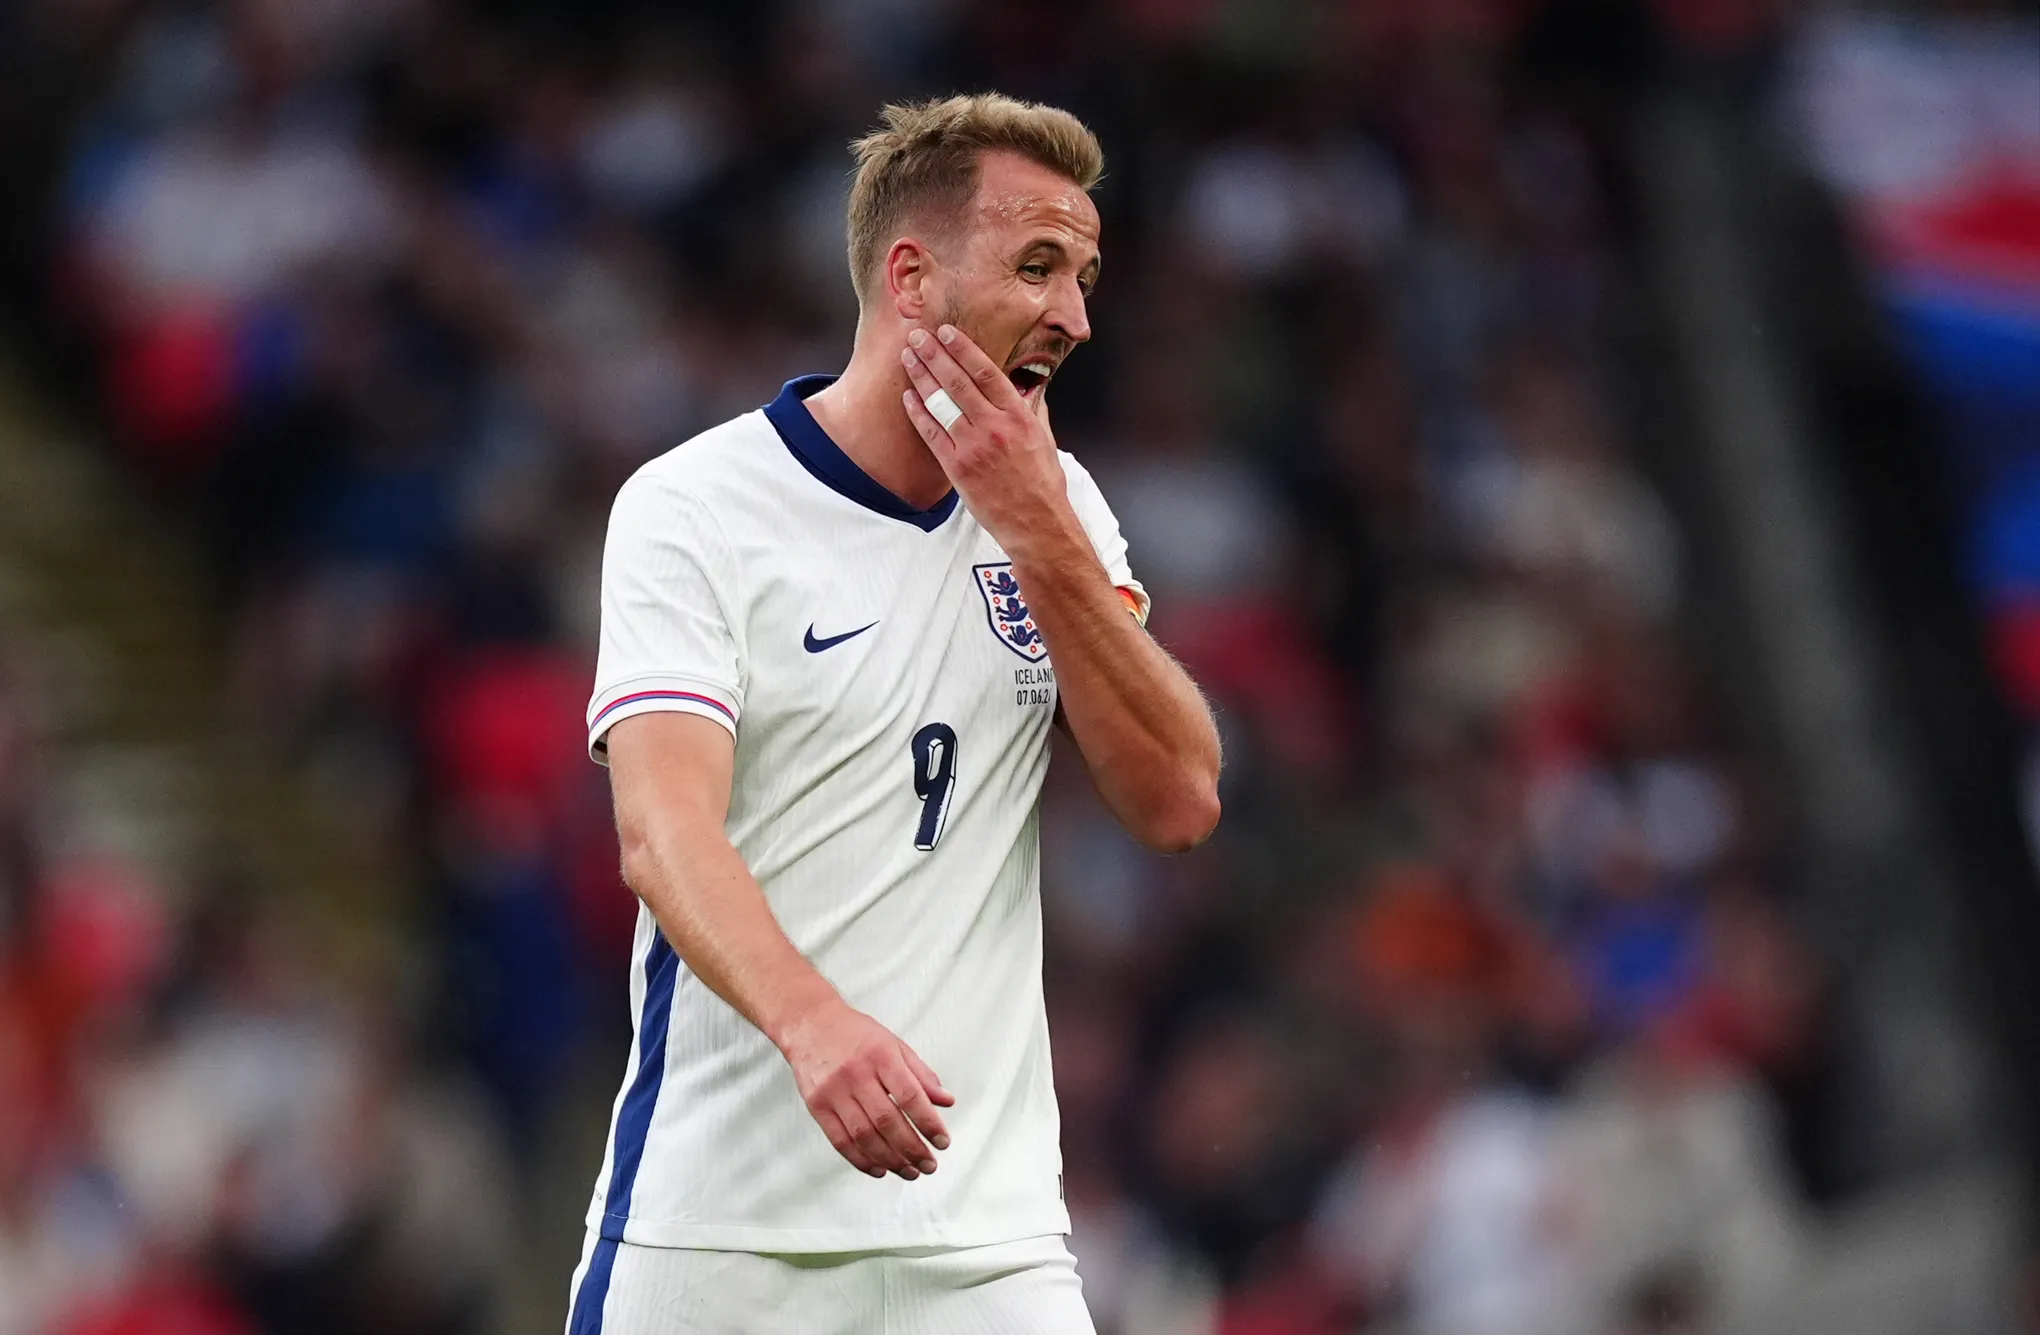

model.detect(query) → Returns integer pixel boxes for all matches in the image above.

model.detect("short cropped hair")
[846,94,1103,304]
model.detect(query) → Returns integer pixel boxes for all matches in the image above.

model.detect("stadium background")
[0,1,2035,1332]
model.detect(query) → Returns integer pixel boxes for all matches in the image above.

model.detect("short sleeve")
[1059,451,1150,627]
[586,470,745,764]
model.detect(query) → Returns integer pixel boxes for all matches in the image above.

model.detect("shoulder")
[608,410,790,544]
[624,410,778,505]
[604,412,787,572]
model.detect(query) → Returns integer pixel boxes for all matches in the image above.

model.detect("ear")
[886,237,933,320]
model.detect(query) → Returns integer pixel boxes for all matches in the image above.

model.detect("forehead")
[966,150,1101,256]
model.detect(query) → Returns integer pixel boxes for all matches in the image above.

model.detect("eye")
[1020,262,1050,281]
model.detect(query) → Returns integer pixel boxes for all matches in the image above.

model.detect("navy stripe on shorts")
[568,932,679,1333]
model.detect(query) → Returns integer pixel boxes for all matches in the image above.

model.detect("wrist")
[996,494,1087,570]
[762,974,844,1055]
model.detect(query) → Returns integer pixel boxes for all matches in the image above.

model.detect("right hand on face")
[777,1000,955,1181]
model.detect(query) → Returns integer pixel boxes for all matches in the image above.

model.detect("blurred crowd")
[0,2,1877,1333]
[0,640,516,1335]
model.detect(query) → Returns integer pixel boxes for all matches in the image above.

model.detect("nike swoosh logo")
[803,621,878,653]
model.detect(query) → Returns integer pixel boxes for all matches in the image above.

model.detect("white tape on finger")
[923,388,964,431]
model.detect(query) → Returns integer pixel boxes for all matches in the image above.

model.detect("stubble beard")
[937,294,975,352]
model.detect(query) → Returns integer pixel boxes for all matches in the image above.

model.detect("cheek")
[960,284,1035,342]
[1002,280,1050,329]
[952,278,1044,355]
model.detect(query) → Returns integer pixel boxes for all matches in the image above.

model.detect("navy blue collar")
[763,375,960,532]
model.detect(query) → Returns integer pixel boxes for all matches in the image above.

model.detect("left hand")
[900,325,1073,551]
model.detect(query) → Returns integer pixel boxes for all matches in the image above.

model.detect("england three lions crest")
[974,563,1048,662]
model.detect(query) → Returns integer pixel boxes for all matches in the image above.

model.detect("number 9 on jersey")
[911,723,957,850]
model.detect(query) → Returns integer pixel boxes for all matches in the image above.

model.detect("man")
[567,94,1222,1334]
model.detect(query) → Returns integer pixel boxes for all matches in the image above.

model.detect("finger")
[814,1105,882,1178]
[901,389,960,467]
[852,1078,933,1177]
[905,327,1004,418]
[933,323,1024,413]
[898,346,964,427]
[898,1043,957,1112]
[850,1079,933,1178]
[834,1101,898,1178]
[876,1058,947,1165]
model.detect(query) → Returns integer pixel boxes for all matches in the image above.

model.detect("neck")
[805,330,954,512]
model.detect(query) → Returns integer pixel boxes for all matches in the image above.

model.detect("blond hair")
[846,94,1103,303]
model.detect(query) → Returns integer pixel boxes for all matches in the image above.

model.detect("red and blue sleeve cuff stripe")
[590,689,737,734]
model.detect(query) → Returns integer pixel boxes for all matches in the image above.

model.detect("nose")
[1046,278,1091,346]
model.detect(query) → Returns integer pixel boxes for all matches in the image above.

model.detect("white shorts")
[563,1231,1096,1335]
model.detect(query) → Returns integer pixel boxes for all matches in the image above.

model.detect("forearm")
[622,820,837,1050]
[1009,509,1222,851]
[895,325,1219,848]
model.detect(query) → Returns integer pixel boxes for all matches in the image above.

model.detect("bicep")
[606,711,736,861]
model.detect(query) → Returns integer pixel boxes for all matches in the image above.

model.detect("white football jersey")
[578,375,1147,1259]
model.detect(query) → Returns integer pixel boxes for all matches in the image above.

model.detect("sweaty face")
[931,151,1101,407]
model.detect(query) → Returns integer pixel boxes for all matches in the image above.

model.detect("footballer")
[567,93,1222,1333]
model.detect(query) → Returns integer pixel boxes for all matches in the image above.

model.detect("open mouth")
[1007,359,1056,400]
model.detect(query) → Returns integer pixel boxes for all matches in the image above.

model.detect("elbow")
[1137,779,1221,854]
[617,825,659,899]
